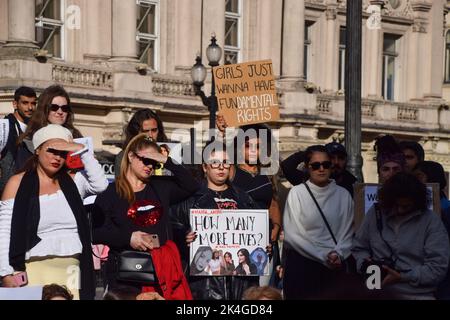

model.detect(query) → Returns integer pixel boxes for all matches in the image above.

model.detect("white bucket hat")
[32,124,73,150]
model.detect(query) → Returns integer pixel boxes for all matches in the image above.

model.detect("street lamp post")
[191,35,223,129]
[345,0,364,182]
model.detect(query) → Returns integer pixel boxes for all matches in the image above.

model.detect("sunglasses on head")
[309,161,332,171]
[134,153,162,169]
[49,104,71,113]
[46,148,69,158]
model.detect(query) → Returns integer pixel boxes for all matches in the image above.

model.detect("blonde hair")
[116,133,160,203]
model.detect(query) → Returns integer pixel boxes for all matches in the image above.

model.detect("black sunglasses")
[134,153,162,169]
[309,161,332,171]
[49,104,71,113]
[46,148,69,158]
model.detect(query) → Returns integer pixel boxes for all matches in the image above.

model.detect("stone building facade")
[0,0,449,184]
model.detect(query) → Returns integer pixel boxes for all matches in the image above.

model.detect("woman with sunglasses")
[16,85,83,168]
[230,124,282,288]
[115,109,168,179]
[282,145,354,299]
[0,124,108,300]
[172,140,260,300]
[92,133,199,298]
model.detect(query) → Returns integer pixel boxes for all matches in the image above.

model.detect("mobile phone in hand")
[149,234,160,248]
[13,272,28,287]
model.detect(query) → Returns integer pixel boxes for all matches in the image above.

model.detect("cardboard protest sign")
[0,119,10,153]
[213,60,280,127]
[190,209,269,276]
[353,183,441,230]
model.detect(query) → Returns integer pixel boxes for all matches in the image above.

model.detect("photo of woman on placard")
[234,249,257,276]
[220,252,235,275]
[190,246,213,276]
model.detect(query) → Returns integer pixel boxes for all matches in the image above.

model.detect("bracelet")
[272,222,281,229]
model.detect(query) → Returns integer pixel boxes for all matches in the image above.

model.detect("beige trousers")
[25,256,80,300]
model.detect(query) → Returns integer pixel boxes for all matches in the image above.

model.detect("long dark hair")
[378,172,428,212]
[18,85,82,144]
[237,248,251,264]
[123,109,167,148]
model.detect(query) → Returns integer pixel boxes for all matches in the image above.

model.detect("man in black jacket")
[280,142,357,197]
[0,86,37,192]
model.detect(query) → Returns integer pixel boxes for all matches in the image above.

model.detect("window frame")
[136,0,160,71]
[382,33,399,101]
[338,26,346,91]
[35,0,65,59]
[444,30,450,83]
[224,0,242,65]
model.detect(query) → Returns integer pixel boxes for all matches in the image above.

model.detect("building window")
[137,0,159,71]
[304,21,313,80]
[338,27,346,91]
[445,30,450,83]
[224,0,241,65]
[35,0,64,58]
[382,34,399,101]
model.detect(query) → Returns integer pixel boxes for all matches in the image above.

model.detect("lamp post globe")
[206,34,222,67]
[191,55,207,87]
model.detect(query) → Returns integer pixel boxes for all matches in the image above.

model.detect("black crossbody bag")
[304,183,355,273]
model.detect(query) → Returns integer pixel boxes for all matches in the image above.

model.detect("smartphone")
[13,272,28,287]
[149,234,160,248]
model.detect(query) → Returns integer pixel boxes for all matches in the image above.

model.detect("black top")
[232,167,273,209]
[92,157,200,251]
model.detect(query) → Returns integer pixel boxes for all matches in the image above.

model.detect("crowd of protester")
[0,85,449,300]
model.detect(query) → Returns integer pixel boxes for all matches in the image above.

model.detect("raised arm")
[280,151,306,186]
[74,151,109,199]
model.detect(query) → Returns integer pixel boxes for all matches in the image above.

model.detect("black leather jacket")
[170,182,260,300]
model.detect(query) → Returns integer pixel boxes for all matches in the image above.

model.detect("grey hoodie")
[352,206,450,297]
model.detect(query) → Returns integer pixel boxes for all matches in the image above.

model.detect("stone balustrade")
[52,63,113,88]
[151,74,196,97]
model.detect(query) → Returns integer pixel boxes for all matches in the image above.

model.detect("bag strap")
[304,182,337,245]
[373,203,396,262]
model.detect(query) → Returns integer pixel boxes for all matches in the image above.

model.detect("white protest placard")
[189,209,269,277]
[0,119,10,153]
[73,137,94,154]
[354,183,441,229]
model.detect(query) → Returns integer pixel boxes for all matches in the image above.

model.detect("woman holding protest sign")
[229,123,282,287]
[172,140,263,300]
[92,133,198,299]
[283,145,354,299]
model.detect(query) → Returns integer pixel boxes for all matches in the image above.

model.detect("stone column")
[411,1,433,100]
[2,0,38,56]
[281,0,304,81]
[174,0,202,71]
[324,5,338,92]
[110,0,138,62]
[85,0,112,61]
[202,0,225,65]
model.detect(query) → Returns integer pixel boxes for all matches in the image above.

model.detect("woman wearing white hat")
[0,124,108,300]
